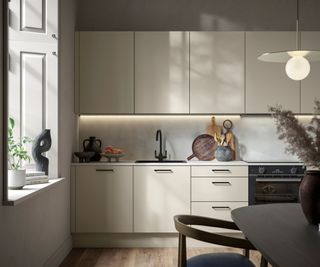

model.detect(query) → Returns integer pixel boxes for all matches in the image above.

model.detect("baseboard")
[43,236,72,267]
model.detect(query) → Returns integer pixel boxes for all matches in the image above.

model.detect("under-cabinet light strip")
[79,115,242,120]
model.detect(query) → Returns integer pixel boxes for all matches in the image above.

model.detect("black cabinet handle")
[154,169,173,173]
[96,169,114,172]
[256,178,301,182]
[212,169,231,173]
[212,206,231,211]
[211,181,231,186]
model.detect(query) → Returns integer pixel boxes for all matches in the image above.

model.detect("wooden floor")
[60,248,264,267]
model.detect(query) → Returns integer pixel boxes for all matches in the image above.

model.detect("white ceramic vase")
[8,169,26,189]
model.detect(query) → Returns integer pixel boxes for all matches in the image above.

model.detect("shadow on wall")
[75,0,320,31]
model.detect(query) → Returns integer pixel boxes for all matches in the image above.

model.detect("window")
[3,0,58,202]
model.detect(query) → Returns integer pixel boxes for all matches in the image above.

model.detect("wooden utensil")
[223,119,236,160]
[187,134,218,161]
[225,132,233,145]
[206,116,222,137]
[223,119,233,133]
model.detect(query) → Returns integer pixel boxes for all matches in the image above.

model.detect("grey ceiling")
[76,0,320,31]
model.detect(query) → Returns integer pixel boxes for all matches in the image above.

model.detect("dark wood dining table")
[231,203,320,267]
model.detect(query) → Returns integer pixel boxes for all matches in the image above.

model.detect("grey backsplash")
[78,115,311,162]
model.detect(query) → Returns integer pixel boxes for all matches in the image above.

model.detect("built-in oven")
[249,164,306,205]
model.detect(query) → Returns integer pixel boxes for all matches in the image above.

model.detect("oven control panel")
[249,165,306,177]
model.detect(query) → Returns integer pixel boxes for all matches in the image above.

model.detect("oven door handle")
[255,178,302,182]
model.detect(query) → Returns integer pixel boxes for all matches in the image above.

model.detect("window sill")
[3,178,65,206]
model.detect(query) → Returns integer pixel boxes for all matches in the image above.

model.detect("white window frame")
[2,0,59,203]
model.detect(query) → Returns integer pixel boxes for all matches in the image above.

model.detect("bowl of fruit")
[101,146,125,162]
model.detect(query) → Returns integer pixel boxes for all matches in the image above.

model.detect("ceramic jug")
[83,136,102,161]
[214,145,232,161]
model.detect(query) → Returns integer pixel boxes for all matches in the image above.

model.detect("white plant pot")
[8,169,26,189]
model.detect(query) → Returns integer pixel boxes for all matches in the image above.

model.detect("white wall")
[0,0,76,266]
[78,115,303,162]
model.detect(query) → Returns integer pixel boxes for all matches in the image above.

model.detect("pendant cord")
[297,0,299,22]
[296,0,300,50]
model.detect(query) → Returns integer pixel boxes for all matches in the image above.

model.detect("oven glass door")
[255,178,301,204]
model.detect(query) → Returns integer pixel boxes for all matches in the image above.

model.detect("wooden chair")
[174,215,267,267]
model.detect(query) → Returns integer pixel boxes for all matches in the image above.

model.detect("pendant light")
[258,0,320,81]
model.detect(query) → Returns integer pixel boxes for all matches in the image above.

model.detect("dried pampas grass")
[269,100,320,168]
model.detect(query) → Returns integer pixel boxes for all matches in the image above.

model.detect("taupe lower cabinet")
[134,32,190,114]
[190,165,248,233]
[79,32,134,114]
[246,32,300,113]
[75,166,133,233]
[133,166,190,232]
[190,32,245,113]
[72,164,248,235]
[301,32,320,113]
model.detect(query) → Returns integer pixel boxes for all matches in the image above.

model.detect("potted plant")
[7,117,32,189]
[269,100,320,225]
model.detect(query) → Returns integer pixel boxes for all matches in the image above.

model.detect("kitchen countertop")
[247,162,304,166]
[71,160,248,166]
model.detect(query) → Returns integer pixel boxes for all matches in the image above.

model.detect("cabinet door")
[246,32,299,113]
[135,32,189,114]
[192,202,247,233]
[301,32,320,113]
[79,32,134,114]
[190,32,245,113]
[191,165,248,177]
[75,166,133,233]
[134,166,190,232]
[192,178,248,202]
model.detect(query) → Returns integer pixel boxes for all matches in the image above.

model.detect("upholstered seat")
[187,253,256,267]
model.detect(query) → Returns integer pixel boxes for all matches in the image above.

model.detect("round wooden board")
[189,134,218,161]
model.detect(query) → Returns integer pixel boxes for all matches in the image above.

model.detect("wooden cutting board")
[187,134,218,161]
[206,116,222,137]
[223,120,236,160]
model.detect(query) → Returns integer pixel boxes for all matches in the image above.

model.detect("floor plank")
[60,248,266,267]
[59,248,85,267]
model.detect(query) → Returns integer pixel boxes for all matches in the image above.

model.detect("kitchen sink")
[135,160,187,163]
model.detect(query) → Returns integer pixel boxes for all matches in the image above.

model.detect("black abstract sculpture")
[32,129,52,175]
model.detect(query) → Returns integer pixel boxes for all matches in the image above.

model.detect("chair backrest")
[174,215,256,267]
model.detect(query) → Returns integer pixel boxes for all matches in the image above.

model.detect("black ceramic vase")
[83,136,102,161]
[299,170,320,225]
[32,129,52,175]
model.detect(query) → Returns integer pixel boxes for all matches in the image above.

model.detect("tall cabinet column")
[190,32,245,114]
[246,32,299,113]
[301,32,320,113]
[134,32,190,114]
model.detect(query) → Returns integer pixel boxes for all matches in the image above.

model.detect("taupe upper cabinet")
[79,32,134,114]
[246,32,299,113]
[190,32,245,113]
[135,32,189,114]
[301,32,320,113]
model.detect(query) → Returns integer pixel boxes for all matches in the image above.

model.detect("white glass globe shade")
[285,56,310,81]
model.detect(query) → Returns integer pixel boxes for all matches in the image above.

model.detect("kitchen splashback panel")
[78,115,299,162]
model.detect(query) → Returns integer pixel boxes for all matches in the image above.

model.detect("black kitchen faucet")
[155,129,167,161]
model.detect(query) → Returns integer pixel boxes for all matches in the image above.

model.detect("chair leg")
[260,256,268,267]
[243,249,250,258]
[243,235,250,258]
[178,233,187,267]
